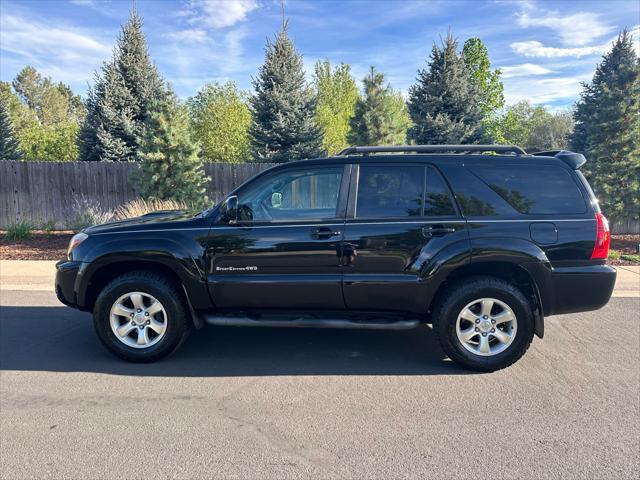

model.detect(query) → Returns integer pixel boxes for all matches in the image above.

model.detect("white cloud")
[0,15,112,85]
[511,25,640,59]
[165,29,208,43]
[500,63,553,78]
[517,11,614,46]
[510,41,606,58]
[158,26,257,97]
[503,73,593,105]
[69,0,96,5]
[182,0,259,29]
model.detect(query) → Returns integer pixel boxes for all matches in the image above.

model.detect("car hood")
[84,210,203,234]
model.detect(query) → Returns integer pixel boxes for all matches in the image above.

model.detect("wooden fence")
[0,160,638,233]
[0,161,275,229]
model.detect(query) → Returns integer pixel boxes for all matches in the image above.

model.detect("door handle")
[311,227,342,239]
[422,226,456,238]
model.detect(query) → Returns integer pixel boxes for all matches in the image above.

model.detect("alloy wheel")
[455,297,517,356]
[109,291,167,349]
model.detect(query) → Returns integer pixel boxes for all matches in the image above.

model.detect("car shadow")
[0,306,474,376]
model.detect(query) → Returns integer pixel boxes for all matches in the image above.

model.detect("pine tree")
[133,93,210,207]
[313,60,359,155]
[79,9,164,161]
[407,34,485,144]
[0,98,22,160]
[572,29,640,222]
[348,67,411,146]
[249,24,323,162]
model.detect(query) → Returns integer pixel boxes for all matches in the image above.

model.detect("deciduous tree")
[1,69,81,161]
[462,38,504,142]
[12,66,85,126]
[187,82,251,163]
[313,60,359,155]
[497,101,573,151]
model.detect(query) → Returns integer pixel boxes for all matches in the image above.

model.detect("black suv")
[55,145,616,371]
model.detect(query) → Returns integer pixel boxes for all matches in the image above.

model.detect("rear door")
[341,163,467,314]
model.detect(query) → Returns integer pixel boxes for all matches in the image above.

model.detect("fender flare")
[75,236,210,313]
[424,237,550,338]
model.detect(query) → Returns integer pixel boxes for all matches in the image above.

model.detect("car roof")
[266,153,565,169]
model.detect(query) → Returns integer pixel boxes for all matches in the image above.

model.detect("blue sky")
[1,0,638,110]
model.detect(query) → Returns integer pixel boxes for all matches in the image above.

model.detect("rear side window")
[471,165,586,214]
[425,166,457,216]
[439,165,514,217]
[356,165,423,218]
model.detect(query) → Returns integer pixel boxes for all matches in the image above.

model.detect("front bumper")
[544,264,617,316]
[55,260,81,308]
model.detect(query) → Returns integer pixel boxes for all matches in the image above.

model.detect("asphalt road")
[1,289,638,480]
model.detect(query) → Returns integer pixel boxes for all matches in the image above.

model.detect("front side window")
[356,165,424,218]
[237,167,343,222]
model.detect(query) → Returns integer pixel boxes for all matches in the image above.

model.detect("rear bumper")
[55,260,81,309]
[543,264,616,316]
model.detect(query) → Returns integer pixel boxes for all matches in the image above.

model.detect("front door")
[206,164,349,310]
[341,163,467,314]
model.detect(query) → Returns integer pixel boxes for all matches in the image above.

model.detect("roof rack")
[531,150,586,169]
[336,145,528,156]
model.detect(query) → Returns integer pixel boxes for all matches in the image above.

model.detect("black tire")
[432,276,534,372]
[93,271,191,362]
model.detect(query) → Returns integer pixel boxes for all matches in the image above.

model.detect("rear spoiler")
[531,150,586,170]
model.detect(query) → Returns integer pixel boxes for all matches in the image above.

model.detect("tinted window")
[238,167,343,222]
[425,166,457,216]
[356,165,423,218]
[471,165,586,214]
[439,165,513,217]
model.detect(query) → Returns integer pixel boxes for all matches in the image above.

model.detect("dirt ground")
[1,231,638,264]
[0,231,72,261]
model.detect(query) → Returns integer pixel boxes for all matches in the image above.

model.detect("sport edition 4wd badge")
[215,266,259,272]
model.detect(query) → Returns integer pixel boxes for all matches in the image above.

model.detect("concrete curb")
[1,260,638,297]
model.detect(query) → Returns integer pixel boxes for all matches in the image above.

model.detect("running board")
[203,315,421,330]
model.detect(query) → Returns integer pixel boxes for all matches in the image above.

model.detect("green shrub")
[5,221,33,241]
[40,219,57,232]
[621,254,640,263]
[608,250,621,261]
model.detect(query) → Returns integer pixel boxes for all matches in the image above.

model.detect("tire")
[93,271,191,362]
[432,276,534,372]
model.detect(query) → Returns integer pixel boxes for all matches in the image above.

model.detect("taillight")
[591,212,610,260]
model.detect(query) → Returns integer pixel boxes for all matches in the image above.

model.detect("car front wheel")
[93,271,191,362]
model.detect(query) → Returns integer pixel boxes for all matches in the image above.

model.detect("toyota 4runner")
[55,145,616,371]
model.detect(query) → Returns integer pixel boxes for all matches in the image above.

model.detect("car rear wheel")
[433,276,534,372]
[93,271,191,362]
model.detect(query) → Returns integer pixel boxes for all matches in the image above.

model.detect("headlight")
[68,232,88,257]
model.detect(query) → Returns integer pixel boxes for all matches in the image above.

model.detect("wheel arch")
[429,260,545,338]
[79,258,207,329]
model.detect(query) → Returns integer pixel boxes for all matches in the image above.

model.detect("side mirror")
[222,195,238,224]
